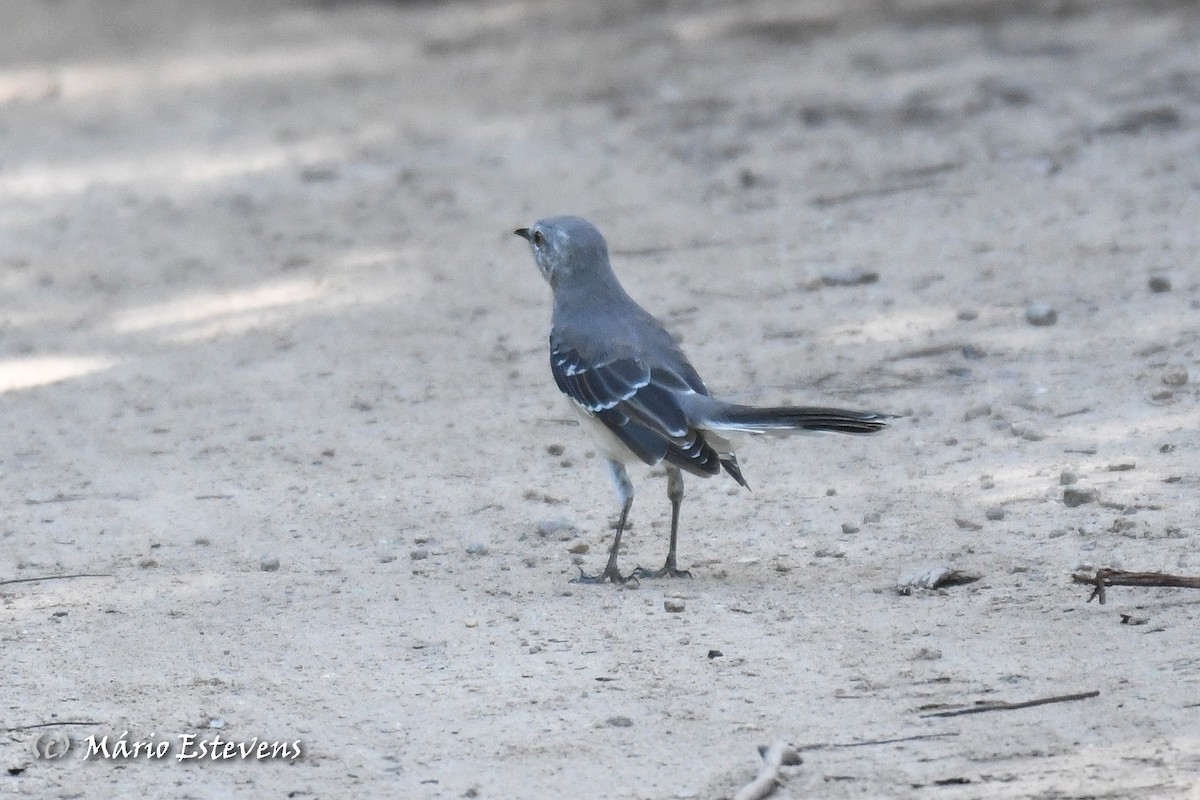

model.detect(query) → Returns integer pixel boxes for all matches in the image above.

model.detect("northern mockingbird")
[516,216,893,584]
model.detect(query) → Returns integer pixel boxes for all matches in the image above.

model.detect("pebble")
[567,542,589,554]
[821,266,878,287]
[707,649,723,659]
[1106,461,1135,472]
[862,511,882,524]
[1025,303,1058,326]
[1060,469,1078,485]
[914,647,943,661]
[546,443,565,456]
[979,474,996,490]
[209,718,225,729]
[1148,274,1172,292]
[664,598,686,613]
[536,519,579,540]
[1161,366,1188,387]
[841,522,861,534]
[410,548,429,560]
[963,403,991,421]
[955,517,983,531]
[957,308,979,321]
[985,506,1005,521]
[813,547,845,558]
[1010,421,1044,441]
[465,542,488,556]
[1062,487,1097,507]
[606,716,634,728]
[260,556,280,572]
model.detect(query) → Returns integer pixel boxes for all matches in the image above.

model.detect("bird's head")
[515,216,610,289]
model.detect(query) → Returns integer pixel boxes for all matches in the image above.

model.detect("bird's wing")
[549,339,722,477]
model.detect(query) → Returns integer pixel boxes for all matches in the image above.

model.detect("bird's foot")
[572,564,637,586]
[631,562,693,579]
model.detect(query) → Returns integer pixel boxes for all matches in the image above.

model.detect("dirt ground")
[2,0,1199,797]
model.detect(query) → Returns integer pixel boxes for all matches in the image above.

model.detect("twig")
[6,721,100,731]
[797,731,960,751]
[0,573,113,587]
[1072,569,1200,605]
[733,741,801,800]
[922,690,1099,719]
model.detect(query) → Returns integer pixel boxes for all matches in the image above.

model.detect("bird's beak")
[514,227,531,240]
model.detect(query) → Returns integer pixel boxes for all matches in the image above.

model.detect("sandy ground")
[2,0,1199,797]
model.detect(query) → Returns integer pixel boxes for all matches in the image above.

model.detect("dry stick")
[0,573,113,588]
[1072,569,1200,605]
[797,732,960,751]
[6,721,101,731]
[922,690,1099,719]
[733,741,802,800]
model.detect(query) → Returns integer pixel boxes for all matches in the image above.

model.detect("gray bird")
[516,216,893,584]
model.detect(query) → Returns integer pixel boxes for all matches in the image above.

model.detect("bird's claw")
[631,564,693,580]
[572,564,638,586]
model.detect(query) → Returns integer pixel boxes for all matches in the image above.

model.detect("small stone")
[1063,487,1097,507]
[1161,366,1188,387]
[963,403,991,422]
[1025,303,1058,326]
[979,475,996,490]
[465,619,478,628]
[1060,469,1078,485]
[914,647,943,661]
[606,716,634,728]
[985,506,1005,521]
[664,598,686,613]
[841,522,861,534]
[955,517,983,531]
[821,267,878,287]
[943,436,959,446]
[260,556,280,572]
[567,542,589,554]
[1010,421,1044,441]
[825,487,837,496]
[1148,274,1172,293]
[536,519,579,540]
[707,649,723,659]
[465,542,488,556]
[957,308,979,321]
[961,344,986,360]
[410,548,429,560]
[1151,388,1174,401]
[546,443,565,456]
[209,718,225,729]
[813,547,845,558]
[862,511,881,524]
[1106,462,1135,472]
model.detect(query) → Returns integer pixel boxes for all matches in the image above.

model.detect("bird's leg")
[574,460,634,585]
[633,466,692,579]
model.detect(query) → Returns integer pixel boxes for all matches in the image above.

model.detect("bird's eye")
[532,231,545,246]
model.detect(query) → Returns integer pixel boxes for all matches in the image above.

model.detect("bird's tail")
[708,404,895,436]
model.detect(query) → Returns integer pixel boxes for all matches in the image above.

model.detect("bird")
[515,216,893,584]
